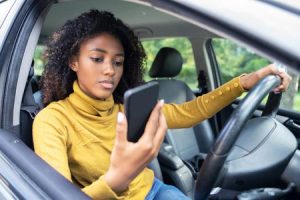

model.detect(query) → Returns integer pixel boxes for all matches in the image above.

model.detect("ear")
[69,55,78,72]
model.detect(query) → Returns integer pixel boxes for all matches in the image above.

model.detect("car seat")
[149,47,215,174]
[20,61,42,149]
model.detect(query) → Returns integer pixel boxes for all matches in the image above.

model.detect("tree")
[212,38,300,111]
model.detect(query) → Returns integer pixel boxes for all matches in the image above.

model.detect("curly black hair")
[41,10,145,106]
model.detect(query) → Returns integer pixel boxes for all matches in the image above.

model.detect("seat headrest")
[149,47,183,78]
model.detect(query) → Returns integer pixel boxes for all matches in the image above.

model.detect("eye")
[113,60,124,67]
[90,57,104,63]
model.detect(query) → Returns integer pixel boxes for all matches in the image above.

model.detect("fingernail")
[159,99,165,106]
[278,68,285,73]
[273,89,280,94]
[117,112,124,123]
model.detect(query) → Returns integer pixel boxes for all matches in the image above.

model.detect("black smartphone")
[124,81,159,142]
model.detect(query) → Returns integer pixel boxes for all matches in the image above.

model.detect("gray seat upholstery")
[149,47,215,168]
[20,62,41,149]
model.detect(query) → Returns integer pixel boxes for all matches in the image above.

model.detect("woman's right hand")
[104,100,167,193]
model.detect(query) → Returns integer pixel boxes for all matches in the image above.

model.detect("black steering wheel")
[194,75,282,200]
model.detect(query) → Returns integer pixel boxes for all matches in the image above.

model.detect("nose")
[103,60,115,76]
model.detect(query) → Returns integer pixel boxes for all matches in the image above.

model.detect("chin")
[93,93,112,100]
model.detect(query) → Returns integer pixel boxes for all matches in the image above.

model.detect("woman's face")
[70,33,124,100]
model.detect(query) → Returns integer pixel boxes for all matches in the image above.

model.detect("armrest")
[158,143,184,170]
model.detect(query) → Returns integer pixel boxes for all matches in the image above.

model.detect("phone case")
[124,82,159,142]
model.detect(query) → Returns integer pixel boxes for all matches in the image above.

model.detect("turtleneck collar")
[68,81,115,117]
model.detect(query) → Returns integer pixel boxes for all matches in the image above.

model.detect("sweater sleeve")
[163,76,245,129]
[33,108,127,200]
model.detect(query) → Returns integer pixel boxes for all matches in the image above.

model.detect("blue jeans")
[145,178,191,200]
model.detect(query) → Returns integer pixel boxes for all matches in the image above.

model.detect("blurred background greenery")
[211,39,300,111]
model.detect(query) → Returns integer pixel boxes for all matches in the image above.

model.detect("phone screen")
[124,82,159,142]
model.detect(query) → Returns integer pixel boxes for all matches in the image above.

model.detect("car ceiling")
[40,0,214,43]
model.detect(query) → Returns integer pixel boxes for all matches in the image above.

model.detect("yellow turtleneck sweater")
[33,77,244,199]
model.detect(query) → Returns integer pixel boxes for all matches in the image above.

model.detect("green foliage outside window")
[211,38,300,112]
[211,38,270,83]
[34,45,46,76]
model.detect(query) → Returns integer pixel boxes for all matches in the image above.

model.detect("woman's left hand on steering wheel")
[240,64,292,92]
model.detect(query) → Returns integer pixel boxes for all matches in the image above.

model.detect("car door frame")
[0,0,50,132]
[0,0,91,199]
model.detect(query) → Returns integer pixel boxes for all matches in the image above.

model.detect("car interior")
[148,47,214,195]
[1,0,300,199]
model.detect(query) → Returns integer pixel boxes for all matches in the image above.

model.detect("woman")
[33,10,291,200]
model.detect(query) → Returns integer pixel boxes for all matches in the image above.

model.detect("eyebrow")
[90,48,124,57]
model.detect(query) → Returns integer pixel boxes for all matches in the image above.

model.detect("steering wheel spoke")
[262,92,282,117]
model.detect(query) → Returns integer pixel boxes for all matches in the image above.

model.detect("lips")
[98,80,114,89]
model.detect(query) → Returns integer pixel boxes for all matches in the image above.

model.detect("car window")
[34,45,45,76]
[142,37,198,90]
[211,38,300,112]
